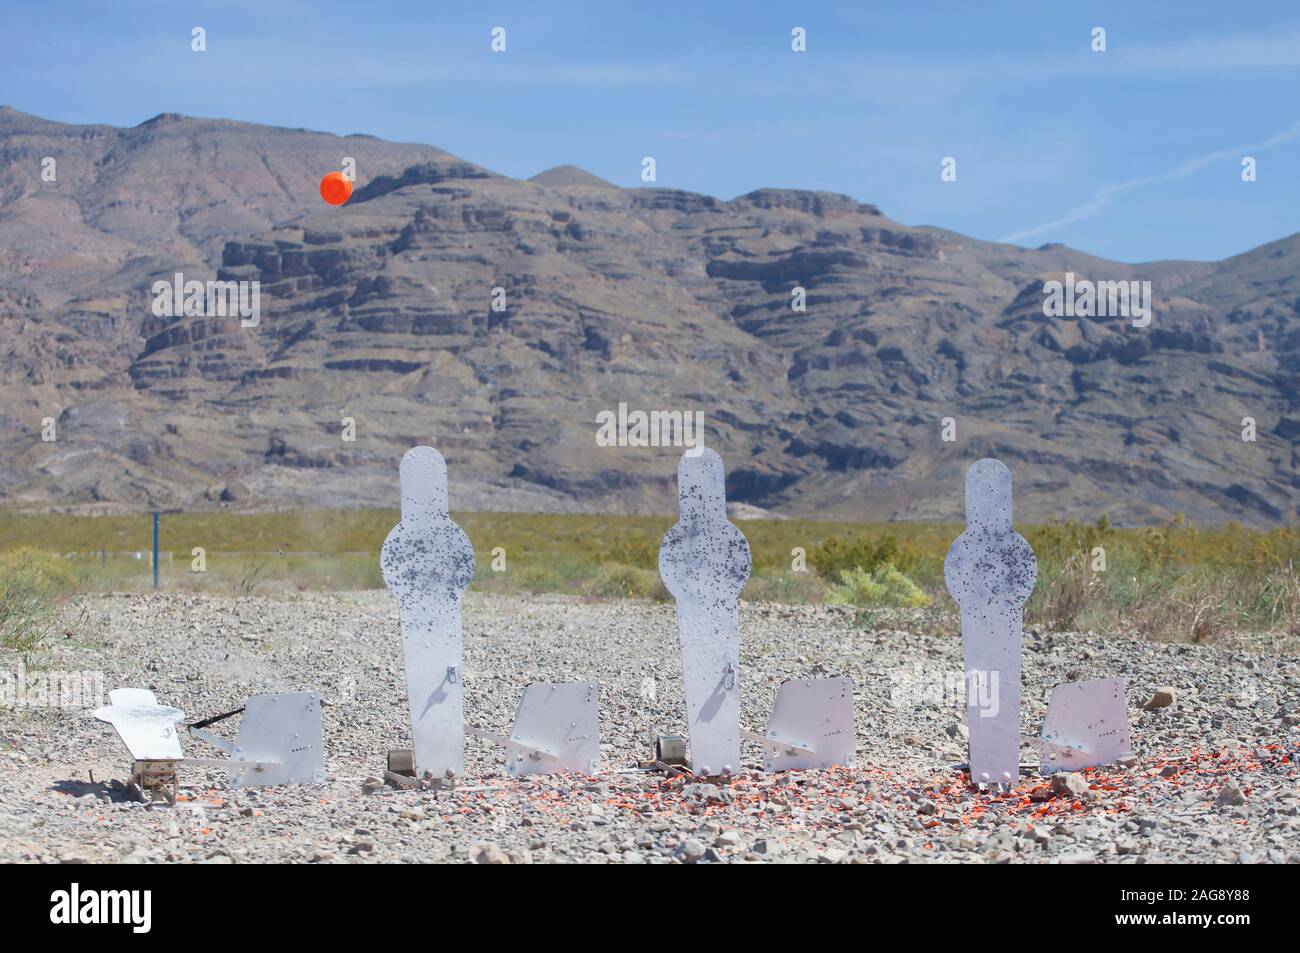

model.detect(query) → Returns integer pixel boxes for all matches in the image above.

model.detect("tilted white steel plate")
[658,448,750,777]
[93,688,185,761]
[380,447,474,779]
[228,692,325,788]
[944,459,1037,788]
[759,676,856,772]
[504,682,600,777]
[1032,677,1130,775]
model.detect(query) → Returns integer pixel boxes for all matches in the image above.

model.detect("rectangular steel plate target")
[758,676,856,772]
[504,682,600,777]
[229,692,325,788]
[1030,678,1131,774]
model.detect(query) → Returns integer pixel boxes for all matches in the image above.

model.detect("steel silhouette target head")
[381,447,474,605]
[944,459,1036,610]
[658,448,751,604]
[93,688,185,761]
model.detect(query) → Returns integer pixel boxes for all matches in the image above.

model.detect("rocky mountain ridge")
[1,107,1297,525]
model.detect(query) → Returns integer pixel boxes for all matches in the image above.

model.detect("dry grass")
[2,509,1298,647]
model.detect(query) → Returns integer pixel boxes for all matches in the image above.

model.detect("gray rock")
[1215,784,1246,808]
[715,830,744,850]
[471,842,510,864]
[1050,773,1090,798]
[1143,687,1177,710]
[679,838,707,863]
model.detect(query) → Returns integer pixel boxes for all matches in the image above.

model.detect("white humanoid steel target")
[658,448,751,777]
[381,446,475,779]
[944,459,1037,789]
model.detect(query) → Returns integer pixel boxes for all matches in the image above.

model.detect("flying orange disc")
[320,171,352,205]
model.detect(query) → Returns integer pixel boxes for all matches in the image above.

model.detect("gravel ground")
[1,591,1297,863]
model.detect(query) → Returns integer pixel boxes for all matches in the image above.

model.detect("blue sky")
[5,1,1300,262]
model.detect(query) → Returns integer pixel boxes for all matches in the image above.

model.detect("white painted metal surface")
[227,692,325,788]
[502,682,600,777]
[748,676,856,772]
[380,447,475,780]
[658,448,750,777]
[944,459,1037,789]
[96,688,325,790]
[93,688,185,761]
[1028,678,1131,774]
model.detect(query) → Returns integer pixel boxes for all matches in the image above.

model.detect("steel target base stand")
[128,759,180,803]
[636,734,693,778]
[384,748,456,791]
[1024,677,1132,775]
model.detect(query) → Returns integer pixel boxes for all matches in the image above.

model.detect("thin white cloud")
[998,119,1300,245]
[1102,27,1300,74]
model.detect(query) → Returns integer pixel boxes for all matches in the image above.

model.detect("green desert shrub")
[826,563,930,608]
[606,537,659,570]
[0,548,76,658]
[742,568,825,604]
[587,563,662,599]
[809,533,924,582]
[516,564,565,594]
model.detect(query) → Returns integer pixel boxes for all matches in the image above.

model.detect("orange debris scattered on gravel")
[565,740,1298,833]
